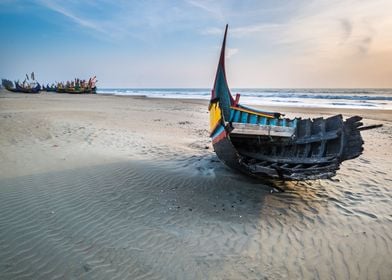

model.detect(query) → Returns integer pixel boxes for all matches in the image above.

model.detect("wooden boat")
[42,85,57,92]
[2,79,40,93]
[55,76,97,94]
[56,86,96,94]
[209,25,380,181]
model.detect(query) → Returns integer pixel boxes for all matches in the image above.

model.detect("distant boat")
[56,86,96,94]
[2,79,40,93]
[42,84,57,92]
[209,25,380,181]
[55,76,97,94]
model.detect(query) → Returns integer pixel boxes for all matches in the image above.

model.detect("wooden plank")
[238,150,338,164]
[248,165,279,177]
[291,119,298,128]
[241,112,248,123]
[229,122,295,137]
[280,163,338,172]
[295,130,339,144]
[249,114,258,124]
[232,110,240,122]
[303,119,312,157]
[318,120,326,157]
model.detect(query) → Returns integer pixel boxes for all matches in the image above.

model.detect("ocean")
[97,88,392,110]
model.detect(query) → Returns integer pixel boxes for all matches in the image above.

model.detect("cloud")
[358,36,373,54]
[35,0,220,41]
[226,48,238,59]
[186,0,224,20]
[339,18,352,42]
[225,23,284,38]
[38,0,107,35]
[201,27,222,35]
[338,17,375,55]
[202,23,285,39]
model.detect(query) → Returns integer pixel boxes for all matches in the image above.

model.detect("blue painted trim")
[241,112,248,123]
[211,125,225,139]
[249,114,257,124]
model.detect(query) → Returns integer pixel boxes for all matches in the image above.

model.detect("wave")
[97,88,392,109]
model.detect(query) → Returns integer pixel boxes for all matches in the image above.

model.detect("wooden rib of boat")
[209,25,381,181]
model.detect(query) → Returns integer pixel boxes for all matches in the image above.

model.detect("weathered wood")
[358,124,383,131]
[243,160,339,180]
[279,163,338,173]
[295,130,340,144]
[229,122,295,137]
[303,119,312,157]
[246,164,279,177]
[317,119,326,157]
[238,150,338,164]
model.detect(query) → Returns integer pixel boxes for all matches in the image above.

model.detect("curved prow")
[217,24,228,82]
[210,24,234,122]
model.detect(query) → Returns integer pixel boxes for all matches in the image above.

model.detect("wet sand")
[0,90,391,279]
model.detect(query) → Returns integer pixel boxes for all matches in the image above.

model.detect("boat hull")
[56,87,96,94]
[214,115,365,180]
[6,83,41,93]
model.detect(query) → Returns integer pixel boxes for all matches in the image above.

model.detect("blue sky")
[1,0,391,88]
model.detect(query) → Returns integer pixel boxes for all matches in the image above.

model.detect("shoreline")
[3,89,391,119]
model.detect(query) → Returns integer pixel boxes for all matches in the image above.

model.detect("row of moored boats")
[1,74,97,94]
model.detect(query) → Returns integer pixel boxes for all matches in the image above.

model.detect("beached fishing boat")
[56,76,97,94]
[2,79,40,93]
[56,87,96,94]
[42,84,57,92]
[209,25,380,180]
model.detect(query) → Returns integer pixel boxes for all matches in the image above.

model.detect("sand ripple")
[0,156,391,279]
[0,94,391,279]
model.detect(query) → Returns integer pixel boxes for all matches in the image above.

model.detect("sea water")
[97,88,392,110]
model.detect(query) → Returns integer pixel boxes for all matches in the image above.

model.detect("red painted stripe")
[212,130,227,144]
[210,121,222,137]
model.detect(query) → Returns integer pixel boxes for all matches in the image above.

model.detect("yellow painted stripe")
[209,102,223,133]
[230,106,275,119]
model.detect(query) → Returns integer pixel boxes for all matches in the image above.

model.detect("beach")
[0,89,391,279]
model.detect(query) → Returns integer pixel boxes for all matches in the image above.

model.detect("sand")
[0,90,391,279]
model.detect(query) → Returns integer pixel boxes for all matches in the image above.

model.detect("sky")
[0,0,391,88]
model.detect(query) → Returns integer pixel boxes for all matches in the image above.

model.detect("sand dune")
[0,90,391,279]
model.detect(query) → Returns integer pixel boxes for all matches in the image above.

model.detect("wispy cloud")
[186,0,224,21]
[202,23,283,37]
[38,0,107,35]
[2,0,392,87]
[358,36,373,54]
[35,0,221,41]
[210,0,390,58]
[339,18,352,43]
[226,47,238,59]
